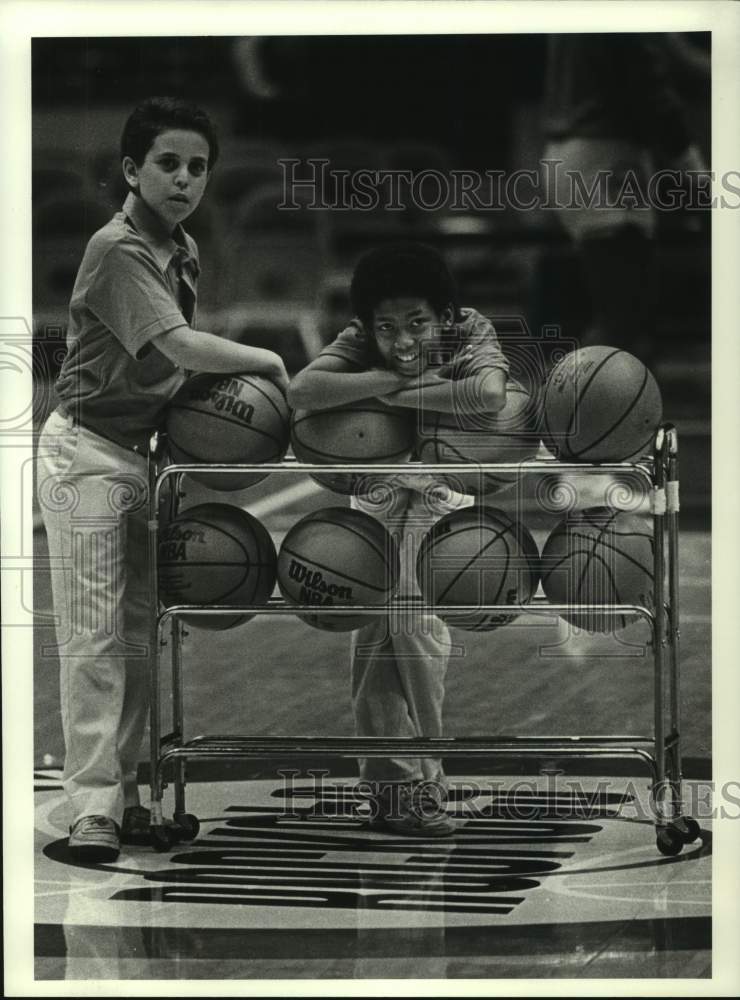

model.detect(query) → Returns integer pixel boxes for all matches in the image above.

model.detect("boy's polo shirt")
[55,193,198,451]
[318,308,511,380]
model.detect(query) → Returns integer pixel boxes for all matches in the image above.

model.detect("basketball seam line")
[243,376,288,422]
[428,436,520,478]
[212,570,260,604]
[581,527,654,538]
[432,526,514,604]
[170,441,280,469]
[163,565,253,604]
[543,348,620,455]
[576,509,619,598]
[541,548,596,585]
[566,348,623,441]
[165,515,254,562]
[563,532,654,577]
[166,465,268,489]
[292,513,394,565]
[249,552,263,604]
[570,364,651,459]
[629,427,663,461]
[565,521,654,539]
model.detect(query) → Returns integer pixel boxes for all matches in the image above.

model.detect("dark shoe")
[121,805,187,844]
[360,797,391,830]
[68,815,120,862]
[120,805,152,845]
[365,781,456,838]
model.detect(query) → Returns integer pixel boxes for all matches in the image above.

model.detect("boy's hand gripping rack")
[146,423,700,856]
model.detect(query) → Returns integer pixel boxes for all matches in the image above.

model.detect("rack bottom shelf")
[155,734,661,783]
[147,735,701,857]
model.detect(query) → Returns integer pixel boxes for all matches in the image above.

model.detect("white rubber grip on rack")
[666,480,680,513]
[651,487,667,515]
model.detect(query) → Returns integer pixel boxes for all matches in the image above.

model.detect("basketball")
[158,502,277,630]
[416,505,540,631]
[290,399,415,495]
[416,382,541,495]
[541,506,654,632]
[166,372,291,491]
[277,506,400,631]
[542,347,662,462]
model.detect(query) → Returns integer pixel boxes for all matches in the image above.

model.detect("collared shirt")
[318,307,510,380]
[55,193,199,450]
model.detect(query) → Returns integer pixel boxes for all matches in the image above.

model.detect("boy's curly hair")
[350,242,460,328]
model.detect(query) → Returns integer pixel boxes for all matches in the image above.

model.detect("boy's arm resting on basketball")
[152,326,289,393]
[379,367,507,415]
[287,353,406,410]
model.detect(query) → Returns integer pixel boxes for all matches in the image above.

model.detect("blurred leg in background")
[543,137,656,365]
[541,33,709,367]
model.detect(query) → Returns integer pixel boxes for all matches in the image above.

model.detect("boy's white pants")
[350,479,471,785]
[37,408,150,826]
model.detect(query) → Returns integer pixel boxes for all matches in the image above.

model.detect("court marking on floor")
[35,774,712,941]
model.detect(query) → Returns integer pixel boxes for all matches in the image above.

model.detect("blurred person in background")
[541,32,709,366]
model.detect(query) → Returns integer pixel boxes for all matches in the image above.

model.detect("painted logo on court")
[42,782,638,916]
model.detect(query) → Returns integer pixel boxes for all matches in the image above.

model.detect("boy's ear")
[122,156,139,191]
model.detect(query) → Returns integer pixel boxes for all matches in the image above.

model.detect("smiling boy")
[288,243,510,836]
[37,98,289,862]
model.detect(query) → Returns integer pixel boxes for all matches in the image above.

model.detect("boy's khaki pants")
[350,482,471,786]
[37,407,150,826]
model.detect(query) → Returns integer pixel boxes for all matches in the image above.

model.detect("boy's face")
[123,129,210,231]
[371,297,453,376]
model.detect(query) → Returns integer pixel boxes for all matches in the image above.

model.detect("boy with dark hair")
[36,97,289,862]
[288,243,510,836]
[120,96,221,178]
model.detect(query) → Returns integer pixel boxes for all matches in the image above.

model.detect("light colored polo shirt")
[318,307,511,380]
[55,192,198,451]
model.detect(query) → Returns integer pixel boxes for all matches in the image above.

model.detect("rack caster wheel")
[175,813,200,841]
[656,827,684,856]
[674,816,701,844]
[151,825,178,852]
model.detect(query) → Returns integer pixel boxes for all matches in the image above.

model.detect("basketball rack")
[145,423,700,856]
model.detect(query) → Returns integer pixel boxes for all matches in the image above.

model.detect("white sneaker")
[68,815,120,862]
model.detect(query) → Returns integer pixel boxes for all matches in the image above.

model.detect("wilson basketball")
[158,503,277,630]
[416,382,541,495]
[541,506,654,632]
[542,347,662,462]
[416,505,540,631]
[166,373,290,491]
[277,506,400,631]
[290,399,415,495]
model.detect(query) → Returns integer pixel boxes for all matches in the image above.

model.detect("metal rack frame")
[145,423,699,855]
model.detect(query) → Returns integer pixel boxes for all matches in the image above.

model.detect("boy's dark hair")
[120,97,220,174]
[350,242,460,328]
